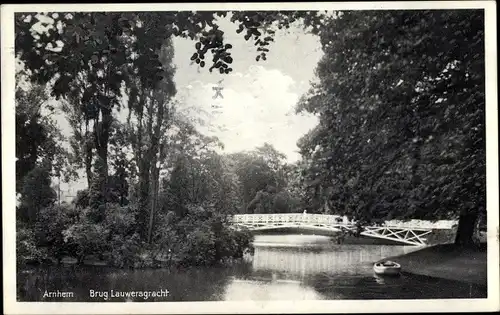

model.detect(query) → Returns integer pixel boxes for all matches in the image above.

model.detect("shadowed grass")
[377,243,487,286]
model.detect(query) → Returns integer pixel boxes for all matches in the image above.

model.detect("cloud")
[170,16,323,162]
[177,65,318,162]
[38,16,323,196]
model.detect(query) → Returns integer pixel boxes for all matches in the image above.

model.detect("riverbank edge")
[19,246,255,271]
[376,243,487,287]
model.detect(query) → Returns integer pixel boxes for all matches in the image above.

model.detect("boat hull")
[373,263,401,276]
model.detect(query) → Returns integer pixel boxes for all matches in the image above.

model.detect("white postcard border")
[2,1,498,314]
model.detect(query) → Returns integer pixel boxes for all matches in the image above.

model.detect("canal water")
[17,234,486,301]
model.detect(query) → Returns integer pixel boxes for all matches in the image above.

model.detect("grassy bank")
[377,243,487,286]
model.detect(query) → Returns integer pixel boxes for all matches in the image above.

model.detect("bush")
[107,233,141,268]
[174,203,253,266]
[102,203,142,268]
[104,203,138,236]
[229,228,253,259]
[150,211,181,256]
[34,204,79,261]
[18,197,253,269]
[62,215,110,262]
[17,225,47,266]
[18,166,56,224]
[179,224,217,266]
[73,189,90,209]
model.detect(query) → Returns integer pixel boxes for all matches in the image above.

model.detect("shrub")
[230,228,253,259]
[107,233,141,268]
[34,204,79,261]
[62,215,110,262]
[150,211,181,256]
[104,203,138,237]
[18,166,56,224]
[179,224,217,266]
[17,225,47,266]
[19,196,253,269]
[101,203,142,268]
[73,189,90,209]
[174,203,253,266]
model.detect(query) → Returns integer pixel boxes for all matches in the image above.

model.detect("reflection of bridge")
[250,245,422,278]
[231,213,457,246]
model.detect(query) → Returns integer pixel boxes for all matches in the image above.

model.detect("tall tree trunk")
[148,164,160,244]
[147,90,167,243]
[454,212,478,246]
[95,109,112,180]
[89,107,112,218]
[137,160,151,239]
[84,131,93,189]
[132,90,150,239]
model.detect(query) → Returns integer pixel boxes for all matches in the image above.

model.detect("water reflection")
[250,234,416,277]
[17,234,486,301]
[223,278,323,300]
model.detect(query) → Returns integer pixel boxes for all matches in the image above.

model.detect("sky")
[23,13,324,197]
[171,16,322,162]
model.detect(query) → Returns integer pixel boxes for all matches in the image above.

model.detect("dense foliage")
[14,11,325,209]
[296,10,485,244]
[14,12,304,266]
[15,9,486,270]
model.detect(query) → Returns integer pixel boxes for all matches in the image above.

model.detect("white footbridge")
[231,213,457,246]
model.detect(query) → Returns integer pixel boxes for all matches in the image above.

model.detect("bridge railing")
[231,213,457,230]
[232,213,349,226]
[383,219,457,230]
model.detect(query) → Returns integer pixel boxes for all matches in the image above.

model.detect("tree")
[228,152,277,210]
[108,156,130,207]
[163,156,191,219]
[18,166,57,224]
[281,161,308,211]
[107,121,134,208]
[296,10,485,245]
[125,38,176,242]
[211,154,245,215]
[15,11,326,205]
[60,94,95,188]
[159,119,233,219]
[227,144,293,214]
[15,80,70,193]
[254,143,288,189]
[34,203,79,261]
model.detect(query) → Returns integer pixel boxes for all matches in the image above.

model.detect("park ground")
[378,243,488,286]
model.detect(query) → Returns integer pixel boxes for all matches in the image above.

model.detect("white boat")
[373,261,401,276]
